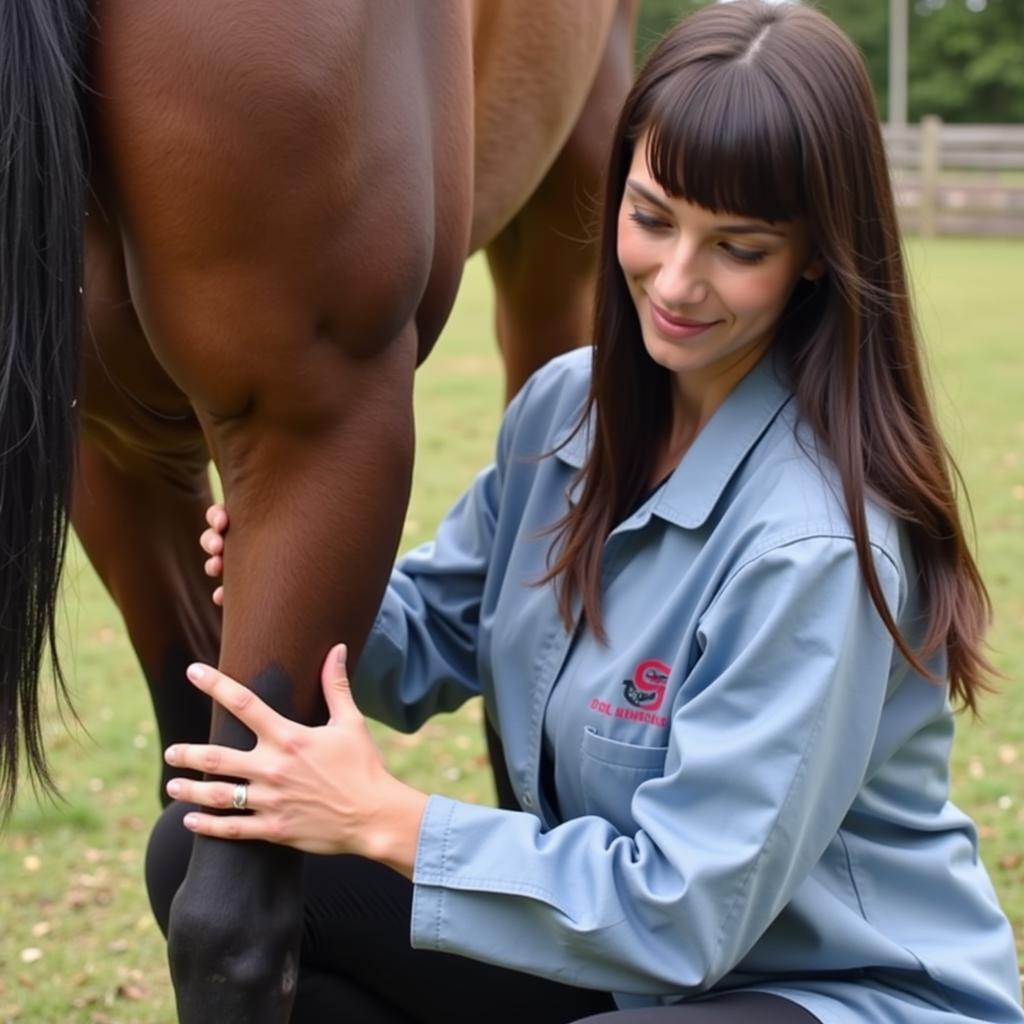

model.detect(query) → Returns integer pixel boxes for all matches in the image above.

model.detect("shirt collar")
[554,353,793,529]
[551,405,592,471]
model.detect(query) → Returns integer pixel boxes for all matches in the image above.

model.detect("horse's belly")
[468,0,619,250]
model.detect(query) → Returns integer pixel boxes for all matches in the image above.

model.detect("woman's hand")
[200,503,228,607]
[164,644,429,876]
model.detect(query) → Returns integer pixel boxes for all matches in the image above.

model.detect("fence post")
[920,115,942,237]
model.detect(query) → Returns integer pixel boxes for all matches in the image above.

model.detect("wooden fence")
[882,119,1024,237]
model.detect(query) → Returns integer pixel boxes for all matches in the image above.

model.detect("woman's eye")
[721,243,767,264]
[628,208,668,230]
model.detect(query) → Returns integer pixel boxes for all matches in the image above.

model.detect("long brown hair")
[544,0,992,710]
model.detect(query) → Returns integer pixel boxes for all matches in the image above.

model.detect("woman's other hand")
[199,503,228,606]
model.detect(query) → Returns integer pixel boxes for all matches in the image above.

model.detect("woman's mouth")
[648,299,720,340]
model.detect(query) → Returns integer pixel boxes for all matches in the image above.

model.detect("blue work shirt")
[352,349,1023,1023]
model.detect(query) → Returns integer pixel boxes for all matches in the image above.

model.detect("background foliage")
[638,0,1024,122]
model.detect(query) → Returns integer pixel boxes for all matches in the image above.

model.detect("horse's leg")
[89,6,472,1019]
[486,0,640,402]
[483,0,639,808]
[75,207,219,803]
[162,337,421,1021]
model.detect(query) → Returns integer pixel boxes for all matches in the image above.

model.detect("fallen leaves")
[67,967,152,1018]
[115,975,147,1002]
[2,817,175,1021]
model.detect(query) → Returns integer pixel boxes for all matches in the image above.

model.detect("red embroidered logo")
[623,659,670,712]
[588,658,671,728]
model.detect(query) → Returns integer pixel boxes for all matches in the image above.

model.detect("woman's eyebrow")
[625,180,788,238]
[625,179,673,212]
[717,223,788,238]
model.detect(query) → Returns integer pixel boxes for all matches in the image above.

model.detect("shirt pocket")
[579,726,669,836]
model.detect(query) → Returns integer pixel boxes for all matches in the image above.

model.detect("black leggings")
[147,804,819,1024]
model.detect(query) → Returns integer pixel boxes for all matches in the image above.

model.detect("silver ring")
[231,782,249,811]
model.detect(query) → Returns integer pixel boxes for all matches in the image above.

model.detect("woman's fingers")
[205,504,228,531]
[164,740,252,780]
[320,644,356,724]
[200,528,224,557]
[181,810,268,842]
[166,776,263,811]
[182,664,284,739]
[201,512,225,600]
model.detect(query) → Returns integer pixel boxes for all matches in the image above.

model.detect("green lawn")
[905,238,1024,955]
[2,239,1022,1022]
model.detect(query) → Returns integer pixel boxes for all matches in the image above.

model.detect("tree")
[636,0,1024,122]
[636,0,705,62]
[902,0,1024,122]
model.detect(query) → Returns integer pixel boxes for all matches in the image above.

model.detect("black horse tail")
[0,0,90,818]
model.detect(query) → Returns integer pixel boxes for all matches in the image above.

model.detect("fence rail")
[882,119,1024,237]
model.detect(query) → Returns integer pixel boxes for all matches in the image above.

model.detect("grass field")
[2,238,1022,1022]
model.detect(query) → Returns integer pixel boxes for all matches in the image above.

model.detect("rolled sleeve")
[409,536,906,995]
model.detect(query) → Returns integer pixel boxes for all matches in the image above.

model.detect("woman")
[151,2,1023,1021]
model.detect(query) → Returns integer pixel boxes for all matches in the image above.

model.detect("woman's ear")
[802,254,827,283]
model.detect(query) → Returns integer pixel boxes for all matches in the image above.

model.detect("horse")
[1,0,638,1019]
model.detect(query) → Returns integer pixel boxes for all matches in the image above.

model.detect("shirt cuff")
[409,794,458,951]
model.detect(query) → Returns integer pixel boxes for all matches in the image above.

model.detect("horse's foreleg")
[76,212,221,800]
[165,335,417,1022]
[72,435,219,798]
[91,6,465,1009]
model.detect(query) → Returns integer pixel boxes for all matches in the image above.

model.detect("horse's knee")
[168,897,299,1002]
[167,889,301,1020]
[166,839,304,1021]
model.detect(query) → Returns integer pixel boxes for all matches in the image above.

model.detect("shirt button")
[521,791,534,809]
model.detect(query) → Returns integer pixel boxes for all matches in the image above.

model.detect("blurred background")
[640,0,1024,236]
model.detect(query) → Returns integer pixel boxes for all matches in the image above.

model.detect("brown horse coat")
[5,1,637,1019]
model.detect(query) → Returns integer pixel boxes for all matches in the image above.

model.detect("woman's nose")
[655,248,708,307]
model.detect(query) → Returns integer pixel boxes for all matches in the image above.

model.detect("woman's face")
[617,138,821,406]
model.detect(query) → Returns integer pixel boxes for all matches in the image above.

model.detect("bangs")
[641,60,806,224]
